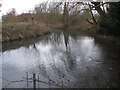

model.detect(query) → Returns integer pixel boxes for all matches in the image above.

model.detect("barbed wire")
[1,73,68,88]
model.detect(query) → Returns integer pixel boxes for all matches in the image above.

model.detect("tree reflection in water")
[2,31,120,88]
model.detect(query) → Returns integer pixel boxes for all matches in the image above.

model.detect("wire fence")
[1,72,68,89]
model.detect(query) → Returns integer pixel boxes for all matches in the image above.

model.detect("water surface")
[2,31,120,88]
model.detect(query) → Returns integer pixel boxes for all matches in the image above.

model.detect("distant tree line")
[2,2,92,26]
[2,1,120,37]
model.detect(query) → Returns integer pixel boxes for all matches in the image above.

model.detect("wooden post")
[38,75,40,88]
[49,79,51,88]
[33,73,36,90]
[26,72,29,88]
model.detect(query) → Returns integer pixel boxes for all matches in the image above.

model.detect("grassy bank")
[2,22,63,42]
[86,26,120,46]
[65,25,120,47]
[2,20,91,42]
[2,21,120,47]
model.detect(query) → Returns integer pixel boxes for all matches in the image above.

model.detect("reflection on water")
[2,32,120,88]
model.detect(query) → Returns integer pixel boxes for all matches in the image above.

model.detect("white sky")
[1,0,118,15]
[1,0,48,15]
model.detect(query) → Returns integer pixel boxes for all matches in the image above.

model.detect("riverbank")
[2,22,63,42]
[2,21,90,42]
[63,25,120,47]
[2,22,120,47]
[85,26,120,46]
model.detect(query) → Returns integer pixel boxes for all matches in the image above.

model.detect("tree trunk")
[63,2,69,29]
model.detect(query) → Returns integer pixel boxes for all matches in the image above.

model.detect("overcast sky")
[1,0,119,15]
[1,0,48,15]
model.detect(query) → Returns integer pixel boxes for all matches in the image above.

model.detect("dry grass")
[2,22,53,42]
[2,20,93,42]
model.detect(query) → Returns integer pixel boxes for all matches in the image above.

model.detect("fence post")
[38,75,40,88]
[26,72,29,88]
[33,73,36,90]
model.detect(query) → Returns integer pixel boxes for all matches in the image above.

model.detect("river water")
[1,31,120,88]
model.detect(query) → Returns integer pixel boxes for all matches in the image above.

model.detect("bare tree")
[91,2,107,17]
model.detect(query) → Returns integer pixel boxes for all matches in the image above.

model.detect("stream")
[1,31,120,88]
